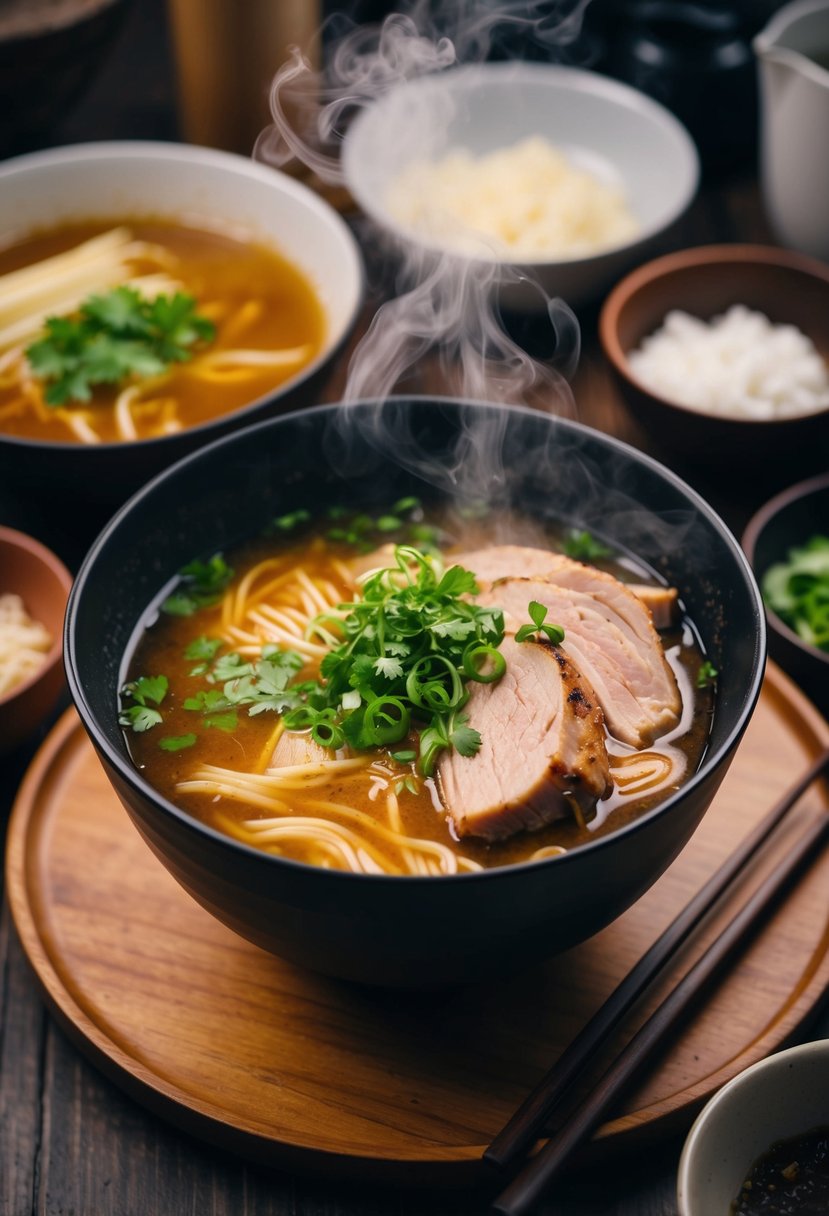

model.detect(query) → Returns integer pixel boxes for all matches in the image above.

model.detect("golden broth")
[124,517,715,876]
[0,219,325,444]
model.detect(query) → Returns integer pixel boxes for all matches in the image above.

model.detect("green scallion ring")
[363,696,410,746]
[311,720,345,750]
[405,655,464,710]
[462,642,506,684]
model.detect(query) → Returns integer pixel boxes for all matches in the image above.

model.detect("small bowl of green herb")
[744,472,829,716]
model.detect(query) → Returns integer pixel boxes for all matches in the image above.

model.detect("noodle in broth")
[123,509,715,876]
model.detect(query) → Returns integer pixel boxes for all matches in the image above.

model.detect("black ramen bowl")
[65,399,766,987]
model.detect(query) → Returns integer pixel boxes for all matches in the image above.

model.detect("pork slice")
[438,636,611,842]
[269,729,330,768]
[627,584,679,630]
[481,576,680,748]
[457,545,679,631]
[455,544,567,588]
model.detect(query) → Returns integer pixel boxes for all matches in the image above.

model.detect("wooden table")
[1,3,827,1214]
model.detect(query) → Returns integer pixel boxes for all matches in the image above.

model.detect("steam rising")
[254,2,701,562]
[255,2,587,419]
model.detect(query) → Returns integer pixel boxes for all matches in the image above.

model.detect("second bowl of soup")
[65,398,765,986]
[0,141,362,506]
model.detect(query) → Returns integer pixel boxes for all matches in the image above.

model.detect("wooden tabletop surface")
[1,2,828,1214]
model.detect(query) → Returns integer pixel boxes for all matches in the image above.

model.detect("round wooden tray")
[6,664,829,1183]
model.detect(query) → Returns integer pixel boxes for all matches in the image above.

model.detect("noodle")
[0,594,52,696]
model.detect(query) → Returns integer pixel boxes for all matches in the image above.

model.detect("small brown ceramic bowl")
[743,472,829,718]
[0,526,72,755]
[599,244,829,463]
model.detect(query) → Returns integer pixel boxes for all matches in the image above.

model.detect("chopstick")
[485,746,829,1173]
[487,747,829,1216]
[491,808,829,1215]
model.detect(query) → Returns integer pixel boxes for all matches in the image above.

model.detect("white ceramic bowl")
[677,1039,829,1215]
[342,62,699,311]
[0,141,363,503]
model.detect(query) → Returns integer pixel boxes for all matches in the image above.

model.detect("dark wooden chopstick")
[490,801,829,1216]
[485,746,829,1173]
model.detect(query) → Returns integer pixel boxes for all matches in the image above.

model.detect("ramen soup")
[0,219,325,444]
[122,507,716,876]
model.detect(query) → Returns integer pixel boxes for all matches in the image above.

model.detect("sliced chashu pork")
[438,635,611,842]
[455,544,679,629]
[457,547,680,748]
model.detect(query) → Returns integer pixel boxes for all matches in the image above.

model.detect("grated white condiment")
[385,135,639,260]
[628,305,829,420]
[0,593,52,697]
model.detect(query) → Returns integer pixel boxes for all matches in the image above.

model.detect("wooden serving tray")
[5,664,829,1183]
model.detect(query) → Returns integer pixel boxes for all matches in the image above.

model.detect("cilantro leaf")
[159,734,197,752]
[118,673,168,733]
[24,287,215,407]
[122,674,168,706]
[184,636,223,661]
[162,554,234,616]
[696,659,718,688]
[204,711,239,732]
[450,718,482,758]
[118,705,163,732]
[563,530,610,561]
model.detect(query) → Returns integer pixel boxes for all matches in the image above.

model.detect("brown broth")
[0,218,325,443]
[124,518,715,874]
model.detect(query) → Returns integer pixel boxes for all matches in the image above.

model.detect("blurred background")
[2,0,795,179]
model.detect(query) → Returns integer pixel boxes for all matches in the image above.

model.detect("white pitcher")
[755,0,829,258]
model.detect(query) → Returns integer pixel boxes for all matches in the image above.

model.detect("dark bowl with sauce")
[64,398,766,987]
[678,1039,829,1215]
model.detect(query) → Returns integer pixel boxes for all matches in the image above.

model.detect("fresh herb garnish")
[279,545,505,775]
[118,673,168,732]
[563,530,610,560]
[184,637,223,661]
[322,498,439,552]
[696,659,718,688]
[162,554,234,616]
[269,509,311,533]
[25,287,215,406]
[159,734,197,752]
[763,535,829,653]
[515,601,565,645]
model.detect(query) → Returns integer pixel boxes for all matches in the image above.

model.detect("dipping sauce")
[732,1126,829,1214]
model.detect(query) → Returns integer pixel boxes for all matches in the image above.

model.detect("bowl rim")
[676,1038,829,1215]
[65,396,767,885]
[0,524,72,708]
[599,242,829,426]
[742,470,829,669]
[342,60,700,269]
[0,139,364,455]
